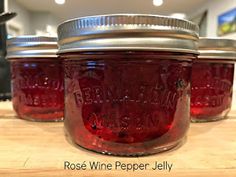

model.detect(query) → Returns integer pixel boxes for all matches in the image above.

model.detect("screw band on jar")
[7,36,64,122]
[191,37,236,122]
[7,36,58,58]
[197,37,236,62]
[58,14,199,55]
[58,14,199,156]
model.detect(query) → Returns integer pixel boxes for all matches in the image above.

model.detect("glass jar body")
[10,58,64,121]
[191,60,234,122]
[63,51,194,156]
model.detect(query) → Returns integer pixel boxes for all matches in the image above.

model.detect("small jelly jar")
[58,14,199,156]
[191,38,236,122]
[7,36,64,121]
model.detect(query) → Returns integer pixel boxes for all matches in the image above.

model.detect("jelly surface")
[63,52,193,155]
[11,59,64,121]
[191,61,234,120]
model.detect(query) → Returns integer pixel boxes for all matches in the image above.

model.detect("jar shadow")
[189,118,228,137]
[16,117,64,134]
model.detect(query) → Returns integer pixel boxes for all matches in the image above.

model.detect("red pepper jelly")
[58,14,199,156]
[7,36,64,121]
[191,38,236,122]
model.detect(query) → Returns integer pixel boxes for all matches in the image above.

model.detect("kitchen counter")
[0,101,235,177]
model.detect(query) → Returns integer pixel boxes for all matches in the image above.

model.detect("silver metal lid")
[198,37,236,60]
[57,14,199,54]
[7,36,58,59]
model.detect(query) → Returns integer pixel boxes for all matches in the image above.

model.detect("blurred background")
[0,0,236,100]
[5,0,236,37]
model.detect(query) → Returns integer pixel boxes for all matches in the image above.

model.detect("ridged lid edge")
[7,36,58,59]
[58,14,199,36]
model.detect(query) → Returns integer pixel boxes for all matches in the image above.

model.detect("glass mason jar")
[7,36,64,122]
[58,14,199,156]
[191,38,236,122]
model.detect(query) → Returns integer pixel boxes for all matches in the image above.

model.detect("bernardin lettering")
[18,92,60,106]
[192,94,228,107]
[14,76,63,91]
[73,86,179,110]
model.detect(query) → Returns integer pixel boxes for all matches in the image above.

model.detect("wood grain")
[0,101,15,119]
[0,102,235,177]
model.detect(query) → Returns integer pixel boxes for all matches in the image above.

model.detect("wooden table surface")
[0,101,235,177]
